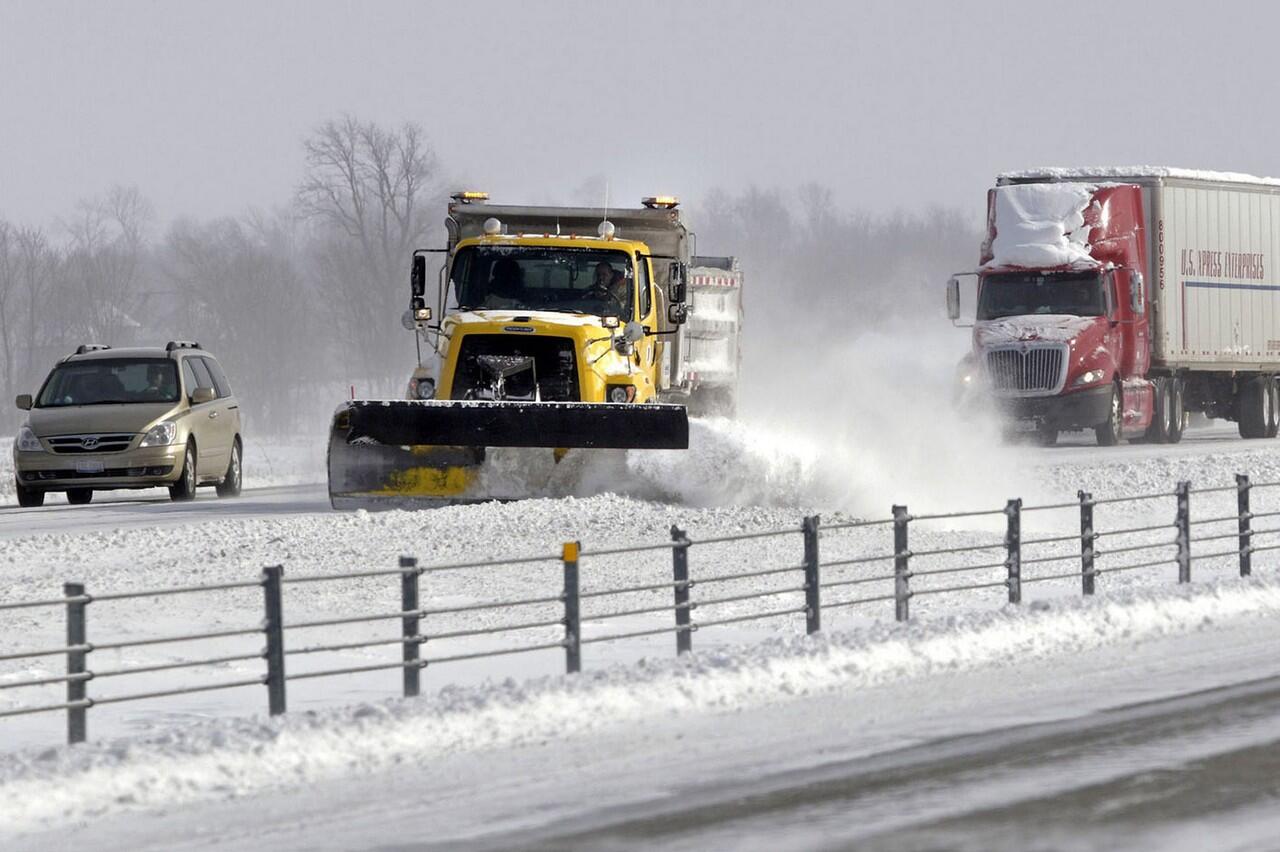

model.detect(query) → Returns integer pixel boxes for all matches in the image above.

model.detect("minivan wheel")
[15,480,44,508]
[216,440,242,498]
[66,488,93,505]
[169,442,197,502]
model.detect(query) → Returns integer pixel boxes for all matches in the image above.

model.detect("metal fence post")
[262,564,287,716]
[1238,474,1252,577]
[671,526,692,654]
[400,556,421,697]
[563,542,581,674]
[803,515,821,635]
[64,582,88,745]
[893,505,911,622]
[1003,498,1024,603]
[1079,491,1095,596]
[1176,481,1191,584]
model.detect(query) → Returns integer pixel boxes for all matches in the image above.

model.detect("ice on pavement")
[4,576,1280,834]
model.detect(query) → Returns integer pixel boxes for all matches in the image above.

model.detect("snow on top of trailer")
[1001,166,1280,188]
[985,182,1096,269]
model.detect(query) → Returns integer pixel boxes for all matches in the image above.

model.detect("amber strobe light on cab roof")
[641,196,679,209]
[451,191,490,203]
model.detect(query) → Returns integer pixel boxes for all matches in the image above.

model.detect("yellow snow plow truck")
[327,193,743,508]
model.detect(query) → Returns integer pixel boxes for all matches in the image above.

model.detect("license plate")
[75,460,105,474]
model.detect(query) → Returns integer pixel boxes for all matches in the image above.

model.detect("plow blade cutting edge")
[327,399,689,506]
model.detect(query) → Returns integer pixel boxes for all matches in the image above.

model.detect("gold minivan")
[11,342,242,507]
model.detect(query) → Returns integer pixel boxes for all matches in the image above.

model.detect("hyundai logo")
[81,437,99,449]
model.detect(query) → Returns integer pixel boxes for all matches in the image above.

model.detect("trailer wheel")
[1268,377,1280,439]
[1166,379,1185,444]
[1143,378,1173,443]
[1238,378,1269,439]
[1095,383,1123,447]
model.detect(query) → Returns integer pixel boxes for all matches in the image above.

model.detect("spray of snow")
[3,576,1279,833]
[985,182,1096,269]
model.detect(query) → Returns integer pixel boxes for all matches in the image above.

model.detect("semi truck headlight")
[1072,369,1106,388]
[411,377,436,400]
[607,385,636,403]
[16,425,43,453]
[139,421,177,447]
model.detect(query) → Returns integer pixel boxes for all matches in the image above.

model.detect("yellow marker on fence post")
[562,542,581,673]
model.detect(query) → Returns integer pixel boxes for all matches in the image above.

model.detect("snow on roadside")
[3,575,1280,834]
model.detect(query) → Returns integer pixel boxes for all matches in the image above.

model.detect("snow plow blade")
[327,399,688,507]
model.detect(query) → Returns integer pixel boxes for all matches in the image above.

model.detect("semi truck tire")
[1167,378,1185,444]
[1268,377,1280,439]
[1095,383,1123,447]
[1143,377,1174,443]
[1238,378,1269,439]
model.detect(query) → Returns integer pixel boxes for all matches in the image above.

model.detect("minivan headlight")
[16,425,43,453]
[139,421,177,447]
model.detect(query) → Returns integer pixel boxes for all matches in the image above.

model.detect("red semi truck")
[947,167,1280,446]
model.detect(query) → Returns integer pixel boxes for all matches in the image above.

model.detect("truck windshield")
[450,246,634,319]
[977,272,1106,320]
[35,358,180,408]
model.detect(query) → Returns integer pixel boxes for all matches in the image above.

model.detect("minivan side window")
[186,357,215,399]
[200,357,232,398]
[181,360,200,399]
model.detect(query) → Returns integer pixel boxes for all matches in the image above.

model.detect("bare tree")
[296,116,441,379]
[62,186,153,345]
[163,213,314,431]
[0,223,16,417]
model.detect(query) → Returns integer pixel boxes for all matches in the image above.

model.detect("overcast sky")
[2,0,1277,229]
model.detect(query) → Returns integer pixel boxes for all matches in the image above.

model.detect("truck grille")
[47,433,136,454]
[985,346,1067,395]
[452,335,580,401]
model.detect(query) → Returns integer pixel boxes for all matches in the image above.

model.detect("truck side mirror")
[1130,271,1144,313]
[945,277,961,320]
[667,303,689,325]
[15,393,31,410]
[411,255,426,297]
[669,261,687,303]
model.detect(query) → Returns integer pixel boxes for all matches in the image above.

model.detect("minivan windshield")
[450,246,634,319]
[36,359,180,408]
[977,272,1107,320]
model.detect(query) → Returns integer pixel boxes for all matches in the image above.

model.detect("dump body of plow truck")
[948,167,1280,446]
[328,193,741,507]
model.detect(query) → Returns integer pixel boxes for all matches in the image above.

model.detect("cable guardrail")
[4,473,1280,747]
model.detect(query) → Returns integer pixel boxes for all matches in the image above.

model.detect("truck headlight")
[16,425,43,453]
[607,385,636,403]
[411,377,436,400]
[139,421,177,447]
[1072,369,1106,388]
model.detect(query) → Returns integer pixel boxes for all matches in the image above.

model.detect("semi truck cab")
[948,182,1156,445]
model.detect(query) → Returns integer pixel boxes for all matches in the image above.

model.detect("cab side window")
[200,357,232,398]
[637,255,652,319]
